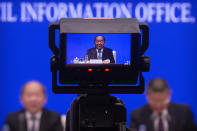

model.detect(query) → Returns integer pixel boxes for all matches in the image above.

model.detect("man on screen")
[87,35,115,64]
[4,81,63,131]
[129,78,197,131]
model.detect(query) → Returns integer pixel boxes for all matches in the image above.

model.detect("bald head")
[21,81,46,113]
[21,81,46,96]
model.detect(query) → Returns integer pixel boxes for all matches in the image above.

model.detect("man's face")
[21,82,46,113]
[147,91,170,113]
[94,36,105,50]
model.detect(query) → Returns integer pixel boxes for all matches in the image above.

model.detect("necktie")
[31,114,36,131]
[158,116,164,131]
[98,49,102,59]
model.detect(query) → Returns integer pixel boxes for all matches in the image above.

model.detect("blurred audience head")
[20,80,47,114]
[146,78,171,114]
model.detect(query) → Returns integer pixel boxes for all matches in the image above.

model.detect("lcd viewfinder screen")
[66,33,131,64]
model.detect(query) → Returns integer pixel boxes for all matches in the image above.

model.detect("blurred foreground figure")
[4,81,63,131]
[130,78,197,131]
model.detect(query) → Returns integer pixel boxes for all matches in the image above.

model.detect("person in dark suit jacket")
[5,109,62,131]
[4,81,63,131]
[129,78,197,131]
[87,35,115,64]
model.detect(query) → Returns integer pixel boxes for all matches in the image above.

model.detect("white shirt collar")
[153,109,168,117]
[96,48,103,53]
[152,109,169,131]
[25,111,42,120]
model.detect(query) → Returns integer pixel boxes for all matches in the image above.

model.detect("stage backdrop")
[0,0,197,127]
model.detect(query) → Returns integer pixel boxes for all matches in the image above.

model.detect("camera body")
[49,18,150,131]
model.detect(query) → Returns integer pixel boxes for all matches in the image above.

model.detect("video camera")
[49,18,150,131]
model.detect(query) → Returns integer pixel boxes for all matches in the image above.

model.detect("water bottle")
[79,57,83,63]
[84,55,88,63]
[73,57,79,63]
[112,50,116,64]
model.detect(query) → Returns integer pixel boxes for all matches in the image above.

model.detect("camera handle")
[49,22,59,56]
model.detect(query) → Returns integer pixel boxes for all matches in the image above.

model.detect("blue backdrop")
[0,0,197,127]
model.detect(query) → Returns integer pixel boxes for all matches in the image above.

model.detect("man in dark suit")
[87,35,115,64]
[4,81,63,131]
[129,78,197,131]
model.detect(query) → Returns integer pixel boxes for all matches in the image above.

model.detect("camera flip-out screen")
[49,18,149,94]
[66,33,131,65]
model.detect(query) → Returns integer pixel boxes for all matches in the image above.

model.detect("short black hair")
[146,78,169,94]
[94,35,105,43]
